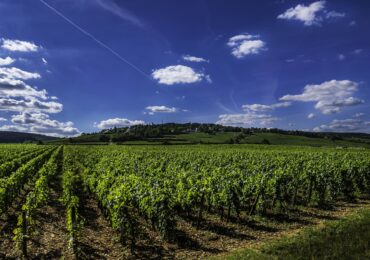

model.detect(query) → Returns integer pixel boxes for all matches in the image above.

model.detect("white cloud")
[1,39,39,52]
[95,118,145,129]
[0,97,63,114]
[242,102,291,112]
[278,1,325,26]
[0,78,47,99]
[95,0,144,28]
[217,101,290,126]
[145,105,177,115]
[0,124,27,132]
[152,65,210,85]
[0,40,78,137]
[227,33,266,58]
[0,117,7,122]
[326,11,345,19]
[307,113,316,119]
[8,112,79,137]
[353,113,364,118]
[216,113,278,126]
[182,55,209,63]
[314,118,370,132]
[338,54,345,61]
[0,67,40,80]
[280,80,364,114]
[0,67,63,114]
[352,49,363,55]
[0,57,15,66]
[278,1,345,26]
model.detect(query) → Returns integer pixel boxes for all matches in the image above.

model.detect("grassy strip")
[217,208,370,260]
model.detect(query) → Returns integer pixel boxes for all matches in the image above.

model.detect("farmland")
[0,144,370,259]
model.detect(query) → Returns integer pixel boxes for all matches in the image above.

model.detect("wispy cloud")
[145,105,178,115]
[39,0,150,80]
[95,0,144,28]
[307,113,315,119]
[182,55,209,63]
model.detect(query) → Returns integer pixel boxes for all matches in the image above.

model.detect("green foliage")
[0,147,56,215]
[12,146,62,256]
[62,144,370,244]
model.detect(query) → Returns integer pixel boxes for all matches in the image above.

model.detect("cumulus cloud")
[280,80,364,114]
[314,118,370,132]
[182,55,209,63]
[217,113,278,126]
[0,97,63,114]
[0,124,27,132]
[0,66,63,114]
[145,105,177,115]
[6,112,79,137]
[152,65,210,85]
[1,39,39,52]
[0,67,40,80]
[227,33,266,58]
[95,118,145,129]
[242,102,291,112]
[217,101,290,126]
[0,57,15,66]
[278,1,345,26]
[0,38,79,137]
[307,113,316,119]
[0,78,47,99]
[0,117,7,122]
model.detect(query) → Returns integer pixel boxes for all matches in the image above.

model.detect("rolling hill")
[47,123,370,148]
[0,131,58,143]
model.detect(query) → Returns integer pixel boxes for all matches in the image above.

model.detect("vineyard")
[0,144,370,259]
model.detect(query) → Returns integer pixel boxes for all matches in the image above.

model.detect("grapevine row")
[63,146,370,243]
[13,146,63,257]
[0,147,56,215]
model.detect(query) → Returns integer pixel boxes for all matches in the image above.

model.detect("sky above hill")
[0,0,369,136]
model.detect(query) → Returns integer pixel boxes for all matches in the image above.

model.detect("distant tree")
[99,134,110,142]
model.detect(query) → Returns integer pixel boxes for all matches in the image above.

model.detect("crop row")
[64,146,370,244]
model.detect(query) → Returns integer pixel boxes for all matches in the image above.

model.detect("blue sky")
[0,0,369,136]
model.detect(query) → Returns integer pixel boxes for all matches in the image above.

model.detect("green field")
[0,144,369,259]
[219,208,370,260]
[49,131,370,149]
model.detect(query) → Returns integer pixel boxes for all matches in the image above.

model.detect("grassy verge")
[217,208,370,260]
